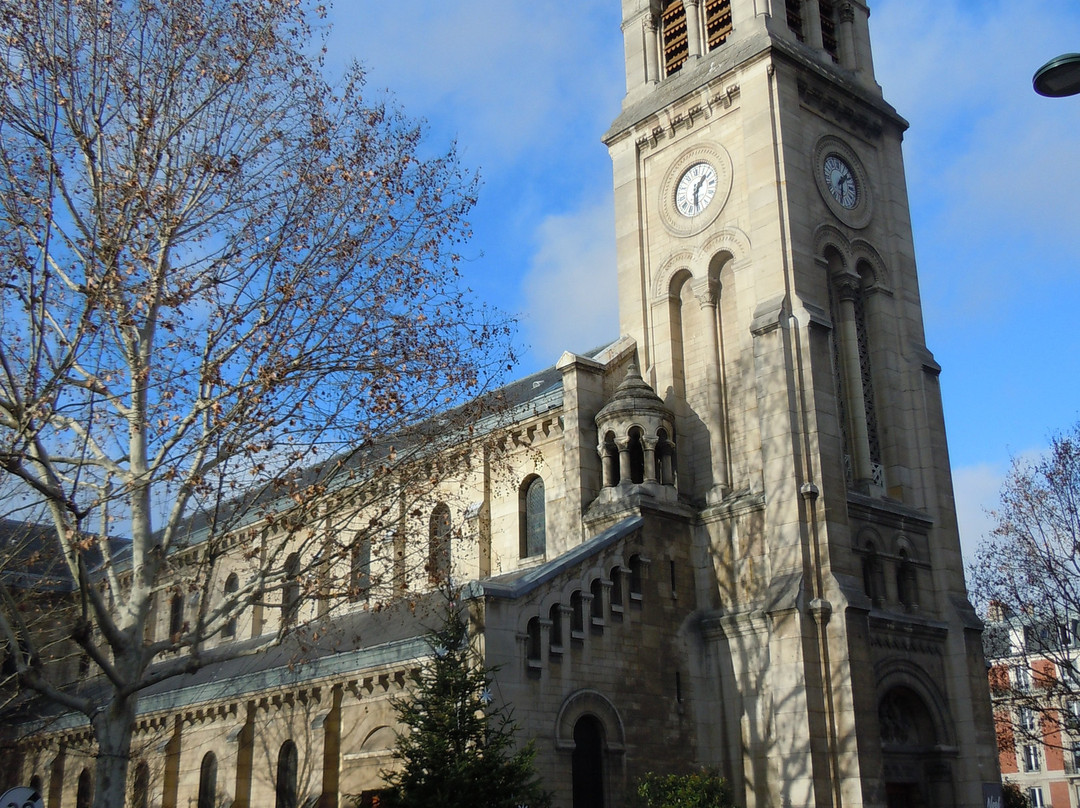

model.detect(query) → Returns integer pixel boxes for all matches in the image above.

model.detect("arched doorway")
[572,715,605,808]
[879,686,953,808]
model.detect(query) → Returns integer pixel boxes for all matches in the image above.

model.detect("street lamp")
[1033,53,1080,97]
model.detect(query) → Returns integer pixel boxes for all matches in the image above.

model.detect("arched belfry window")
[704,0,732,51]
[819,0,839,61]
[520,476,546,558]
[897,548,918,610]
[628,427,645,484]
[661,0,689,76]
[827,251,883,492]
[861,542,885,607]
[786,0,804,40]
[428,503,452,583]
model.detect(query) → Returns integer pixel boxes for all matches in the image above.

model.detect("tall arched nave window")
[428,503,451,583]
[520,476,546,559]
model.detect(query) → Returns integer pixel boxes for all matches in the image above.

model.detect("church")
[6,1,1001,807]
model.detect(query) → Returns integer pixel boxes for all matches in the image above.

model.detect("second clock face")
[675,162,718,217]
[823,154,858,209]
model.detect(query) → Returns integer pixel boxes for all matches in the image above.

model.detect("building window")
[76,769,93,808]
[1013,665,1032,691]
[590,578,605,626]
[896,550,917,609]
[351,534,371,601]
[1029,787,1045,808]
[276,740,298,808]
[827,256,884,491]
[1023,744,1040,773]
[786,0,804,41]
[819,0,839,61]
[168,594,184,638]
[661,0,689,76]
[428,503,452,583]
[520,476,546,558]
[704,0,732,51]
[1019,707,1037,733]
[570,590,585,637]
[610,566,624,612]
[549,603,563,654]
[198,752,217,808]
[131,762,150,808]
[526,617,542,667]
[223,574,239,638]
[629,554,644,600]
[282,553,300,626]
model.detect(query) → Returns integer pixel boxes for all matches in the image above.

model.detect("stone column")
[837,3,856,69]
[617,437,632,484]
[685,0,704,60]
[598,442,618,487]
[692,277,730,493]
[802,0,823,49]
[661,444,675,486]
[557,604,573,650]
[644,15,660,84]
[835,276,873,486]
[643,437,659,484]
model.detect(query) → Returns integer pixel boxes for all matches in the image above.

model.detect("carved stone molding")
[798,78,883,141]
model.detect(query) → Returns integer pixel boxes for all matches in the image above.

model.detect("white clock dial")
[675,162,718,217]
[823,154,858,209]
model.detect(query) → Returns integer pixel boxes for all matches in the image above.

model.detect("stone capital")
[690,276,718,309]
[833,273,861,302]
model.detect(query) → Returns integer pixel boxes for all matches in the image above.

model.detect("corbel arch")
[653,250,696,301]
[850,239,891,292]
[700,226,751,274]
[814,223,855,273]
[874,660,956,748]
[555,689,626,752]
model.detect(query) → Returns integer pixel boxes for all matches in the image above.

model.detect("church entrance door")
[572,715,604,808]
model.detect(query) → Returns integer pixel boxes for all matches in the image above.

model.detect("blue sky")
[326,0,1080,563]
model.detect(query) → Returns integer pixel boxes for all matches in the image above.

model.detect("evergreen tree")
[379,592,552,808]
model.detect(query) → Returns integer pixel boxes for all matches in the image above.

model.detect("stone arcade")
[5,2,1000,807]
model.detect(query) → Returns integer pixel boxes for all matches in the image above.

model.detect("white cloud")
[951,462,1005,566]
[519,199,618,365]
[327,1,622,168]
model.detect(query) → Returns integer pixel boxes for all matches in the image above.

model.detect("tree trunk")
[90,694,137,808]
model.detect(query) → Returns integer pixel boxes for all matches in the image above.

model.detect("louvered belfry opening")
[819,0,839,61]
[785,0,804,41]
[662,0,689,76]
[704,0,732,51]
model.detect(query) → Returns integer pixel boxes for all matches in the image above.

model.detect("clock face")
[675,162,718,217]
[823,154,858,209]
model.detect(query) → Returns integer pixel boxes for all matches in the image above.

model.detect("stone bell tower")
[602,2,999,807]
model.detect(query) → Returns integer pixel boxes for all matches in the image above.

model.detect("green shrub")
[633,768,736,808]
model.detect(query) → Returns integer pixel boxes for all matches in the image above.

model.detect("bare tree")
[0,0,512,805]
[970,424,1080,754]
